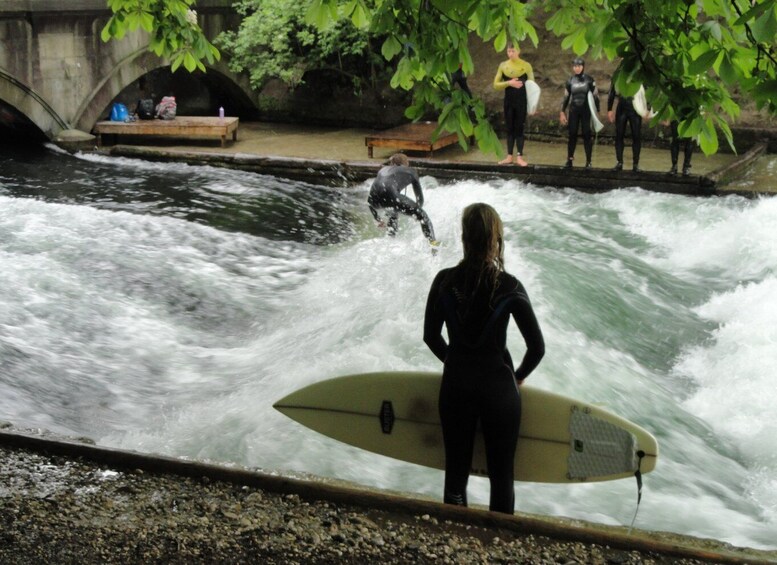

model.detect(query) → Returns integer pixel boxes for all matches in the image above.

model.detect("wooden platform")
[93,116,239,147]
[365,122,459,158]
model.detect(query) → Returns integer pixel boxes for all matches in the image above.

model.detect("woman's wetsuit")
[494,59,534,157]
[368,165,435,241]
[607,88,642,167]
[424,266,544,514]
[561,73,598,164]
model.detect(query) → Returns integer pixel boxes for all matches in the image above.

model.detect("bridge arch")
[0,69,69,140]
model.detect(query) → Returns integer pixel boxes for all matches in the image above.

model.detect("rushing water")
[1,143,775,550]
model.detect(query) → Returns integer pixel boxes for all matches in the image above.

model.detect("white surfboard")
[274,372,658,484]
[525,79,541,115]
[588,91,604,133]
[633,86,649,118]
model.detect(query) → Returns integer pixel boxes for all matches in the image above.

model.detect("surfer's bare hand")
[559,112,567,126]
[607,110,615,123]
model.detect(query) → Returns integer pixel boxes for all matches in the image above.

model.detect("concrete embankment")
[93,121,772,197]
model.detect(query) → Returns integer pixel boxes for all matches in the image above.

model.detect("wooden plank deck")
[93,116,239,148]
[365,122,460,158]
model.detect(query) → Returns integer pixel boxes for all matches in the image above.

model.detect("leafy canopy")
[101,0,220,73]
[307,0,777,155]
[103,1,777,155]
[214,0,386,93]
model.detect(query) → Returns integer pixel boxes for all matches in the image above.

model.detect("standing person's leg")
[439,375,478,507]
[613,109,627,170]
[580,106,593,167]
[629,112,642,171]
[479,368,521,514]
[669,121,680,174]
[566,109,581,167]
[514,103,528,166]
[499,104,517,165]
[682,139,695,175]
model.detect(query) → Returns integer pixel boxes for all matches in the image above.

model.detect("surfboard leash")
[627,450,646,535]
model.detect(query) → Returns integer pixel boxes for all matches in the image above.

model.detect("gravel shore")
[0,426,774,564]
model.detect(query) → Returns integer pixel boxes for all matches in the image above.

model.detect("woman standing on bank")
[493,45,535,167]
[423,203,545,514]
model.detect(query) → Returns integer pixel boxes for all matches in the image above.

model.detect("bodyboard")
[633,86,649,118]
[525,80,541,115]
[588,91,604,133]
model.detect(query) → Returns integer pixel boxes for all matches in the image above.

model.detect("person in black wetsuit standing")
[423,203,545,514]
[607,86,643,172]
[559,58,599,169]
[668,120,696,176]
[368,153,437,245]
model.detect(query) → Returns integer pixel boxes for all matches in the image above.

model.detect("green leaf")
[494,28,507,52]
[349,1,370,29]
[381,36,402,61]
[305,0,334,29]
[184,51,197,72]
[139,11,155,32]
[733,0,774,26]
[688,49,720,75]
[717,53,739,85]
[698,117,719,155]
[751,7,777,43]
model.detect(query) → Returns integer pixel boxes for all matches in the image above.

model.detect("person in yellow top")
[493,44,535,167]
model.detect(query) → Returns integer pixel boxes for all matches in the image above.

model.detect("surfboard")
[525,80,541,115]
[274,372,658,484]
[588,91,604,133]
[633,86,649,118]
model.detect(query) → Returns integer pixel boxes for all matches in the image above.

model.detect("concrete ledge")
[0,429,773,564]
[100,145,752,197]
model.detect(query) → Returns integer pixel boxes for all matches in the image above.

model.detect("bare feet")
[498,156,514,165]
[515,156,528,167]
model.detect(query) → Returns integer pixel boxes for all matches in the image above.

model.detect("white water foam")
[2,167,777,549]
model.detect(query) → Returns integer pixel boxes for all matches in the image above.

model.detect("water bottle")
[218,106,225,119]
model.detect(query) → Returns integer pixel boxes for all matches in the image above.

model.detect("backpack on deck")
[136,98,155,120]
[155,96,177,120]
[110,102,129,122]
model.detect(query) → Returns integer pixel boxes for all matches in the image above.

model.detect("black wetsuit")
[424,266,545,514]
[669,120,695,174]
[368,165,435,241]
[502,72,529,156]
[607,89,641,166]
[561,73,598,164]
[451,67,472,98]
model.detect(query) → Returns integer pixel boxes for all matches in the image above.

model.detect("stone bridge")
[0,0,257,142]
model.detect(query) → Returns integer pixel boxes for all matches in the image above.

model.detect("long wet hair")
[457,203,505,309]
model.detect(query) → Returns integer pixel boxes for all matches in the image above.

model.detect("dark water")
[0,142,358,244]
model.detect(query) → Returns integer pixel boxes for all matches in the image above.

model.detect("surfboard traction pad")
[567,406,638,480]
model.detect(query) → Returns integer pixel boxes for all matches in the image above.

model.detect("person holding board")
[559,58,599,169]
[423,203,545,513]
[607,85,645,172]
[493,44,535,167]
[368,153,438,246]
